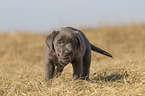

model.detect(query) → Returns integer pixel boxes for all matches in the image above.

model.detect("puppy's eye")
[57,39,64,44]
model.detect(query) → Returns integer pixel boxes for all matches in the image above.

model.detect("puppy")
[45,27,112,81]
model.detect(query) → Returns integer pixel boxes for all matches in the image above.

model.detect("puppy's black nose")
[64,51,72,56]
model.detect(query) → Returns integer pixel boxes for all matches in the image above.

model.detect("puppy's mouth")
[63,57,71,62]
[57,54,73,64]
[59,57,72,64]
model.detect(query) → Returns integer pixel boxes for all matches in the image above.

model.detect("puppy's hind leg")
[81,50,91,80]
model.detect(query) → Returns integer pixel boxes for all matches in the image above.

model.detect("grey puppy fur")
[45,27,112,81]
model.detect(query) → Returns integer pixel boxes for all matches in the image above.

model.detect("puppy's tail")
[91,44,113,58]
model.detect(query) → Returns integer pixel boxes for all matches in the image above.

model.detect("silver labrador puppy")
[45,27,112,81]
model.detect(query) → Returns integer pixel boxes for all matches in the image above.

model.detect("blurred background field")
[1,0,145,95]
[0,24,145,95]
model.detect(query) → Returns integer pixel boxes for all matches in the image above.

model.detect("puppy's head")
[46,29,80,65]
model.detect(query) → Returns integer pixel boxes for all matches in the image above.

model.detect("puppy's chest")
[48,52,61,66]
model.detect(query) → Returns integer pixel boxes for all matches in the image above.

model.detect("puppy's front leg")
[45,60,55,82]
[71,58,82,80]
[53,66,64,78]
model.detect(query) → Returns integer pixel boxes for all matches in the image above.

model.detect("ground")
[0,24,145,95]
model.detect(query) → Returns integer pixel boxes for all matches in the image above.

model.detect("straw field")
[0,24,145,95]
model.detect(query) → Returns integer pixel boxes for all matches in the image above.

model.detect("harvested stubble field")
[0,24,145,95]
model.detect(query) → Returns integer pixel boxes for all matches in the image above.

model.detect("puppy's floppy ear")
[46,30,59,51]
[74,31,82,50]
